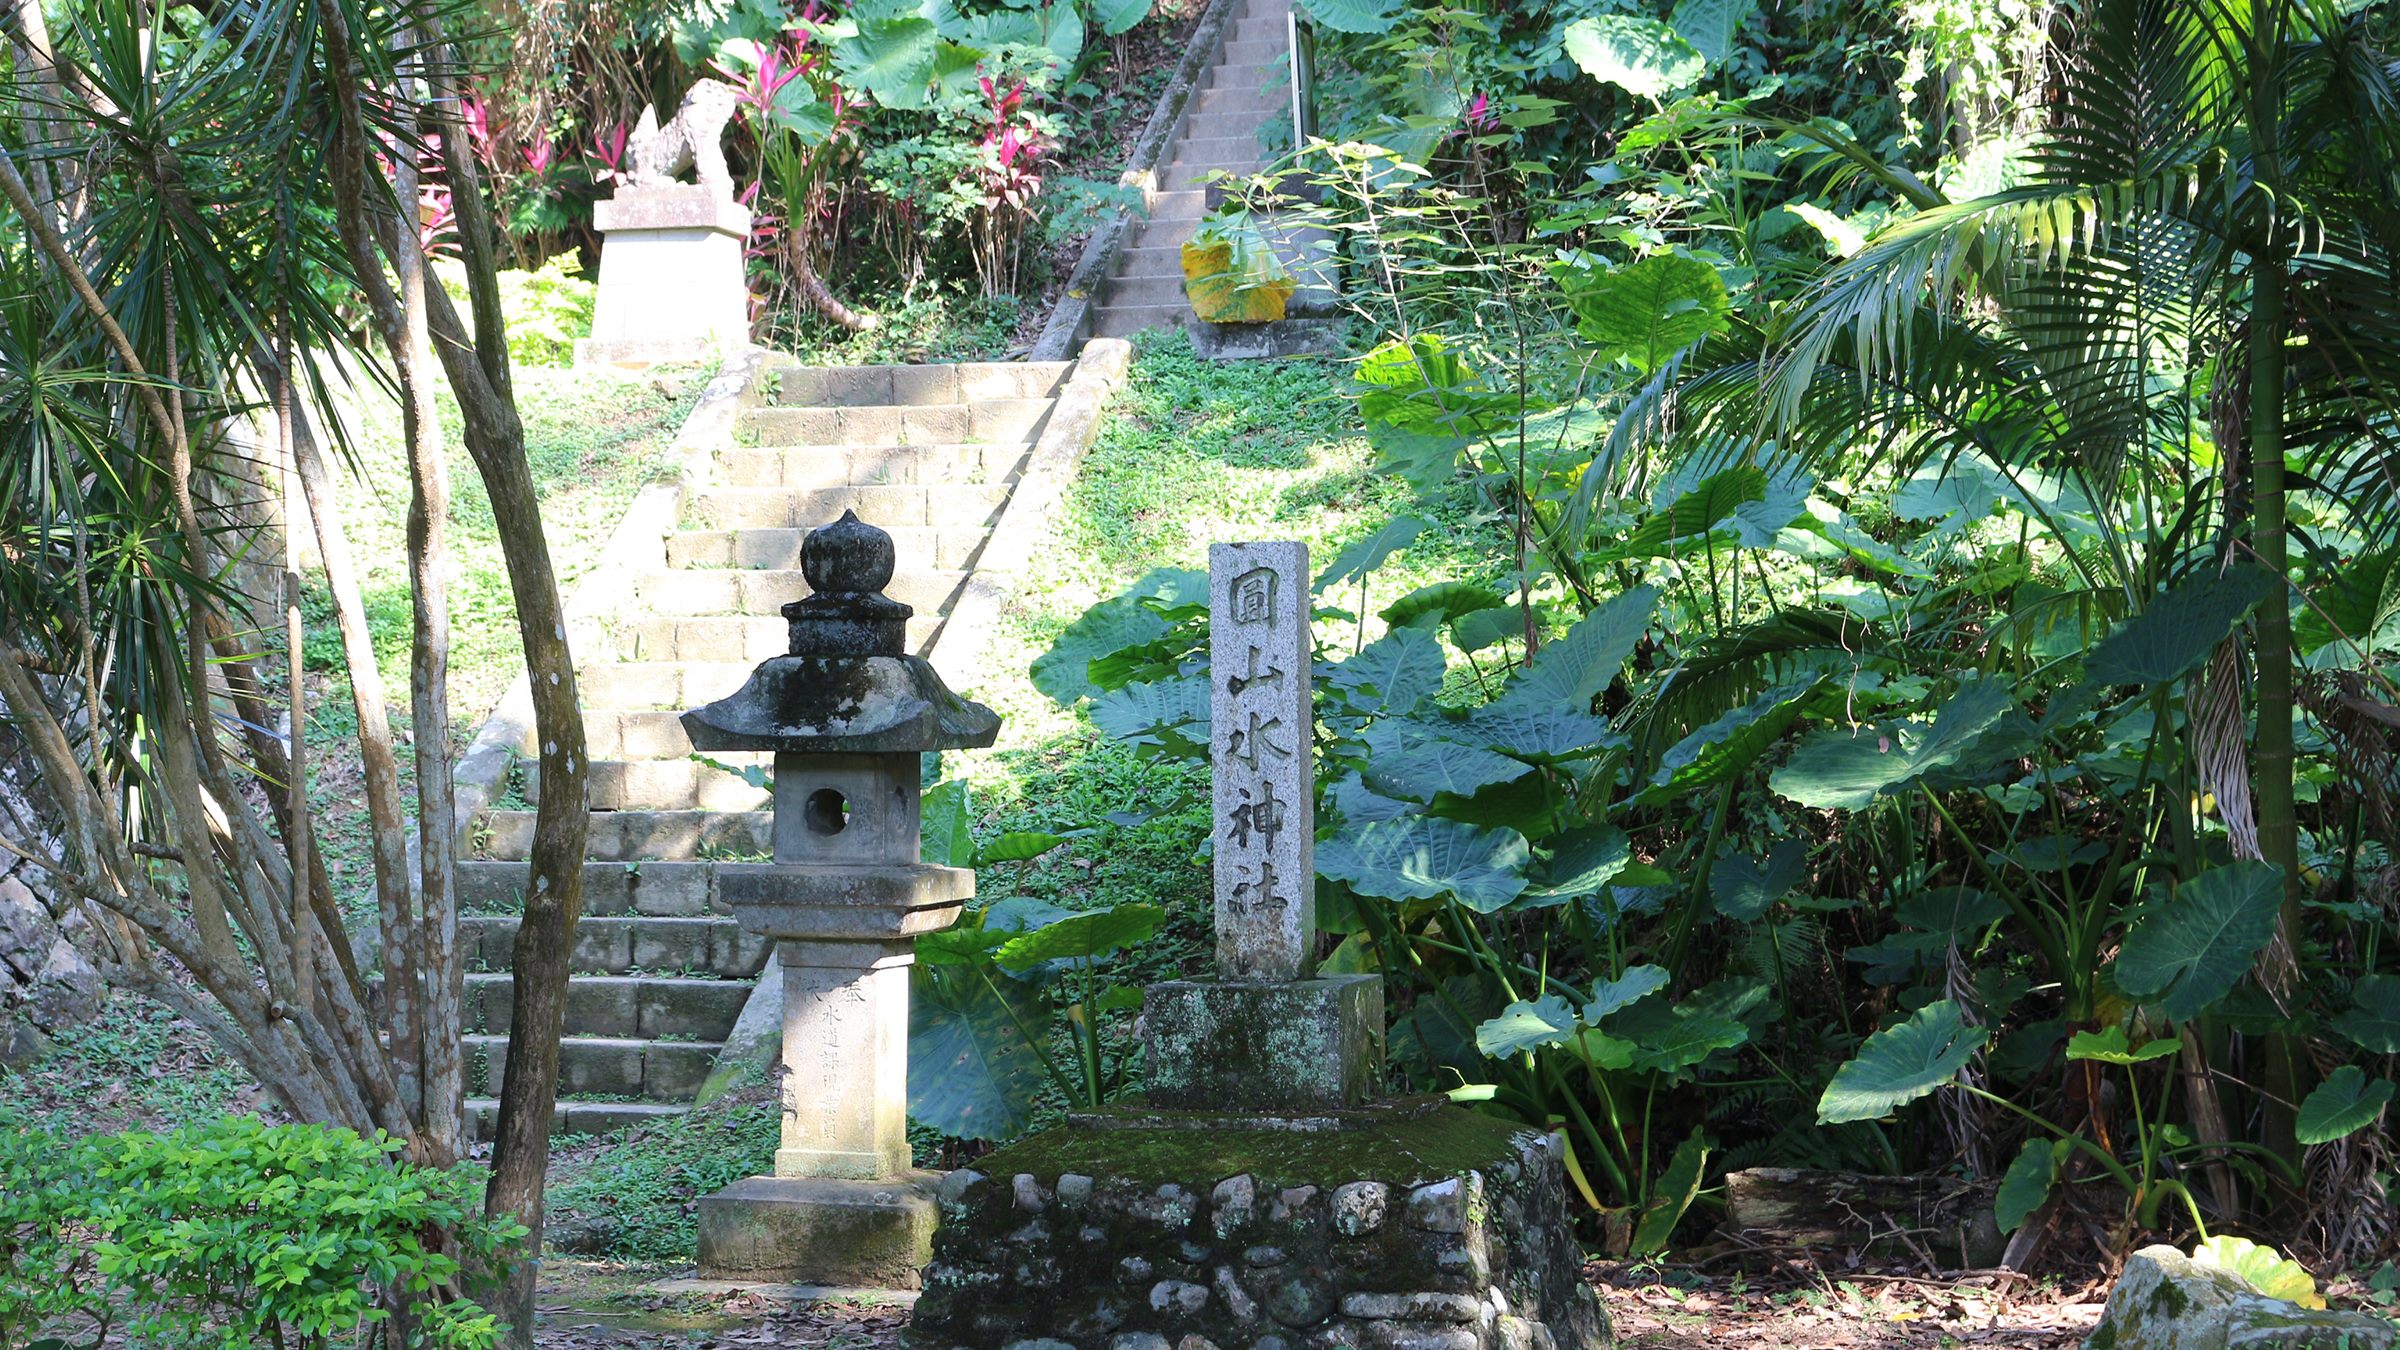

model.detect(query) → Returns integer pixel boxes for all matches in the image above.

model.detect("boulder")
[2088,1245,2397,1350]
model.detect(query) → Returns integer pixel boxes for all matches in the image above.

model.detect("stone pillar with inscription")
[1140,541,1383,1111]
[910,540,1609,1350]
[679,511,1000,1288]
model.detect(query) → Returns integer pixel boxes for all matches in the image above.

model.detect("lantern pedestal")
[697,1173,942,1289]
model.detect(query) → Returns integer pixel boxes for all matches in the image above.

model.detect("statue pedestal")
[576,184,752,369]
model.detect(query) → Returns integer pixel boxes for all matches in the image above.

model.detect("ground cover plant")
[1034,0,2400,1288]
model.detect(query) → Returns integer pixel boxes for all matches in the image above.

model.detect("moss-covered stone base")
[908,1103,1608,1350]
[697,1172,940,1288]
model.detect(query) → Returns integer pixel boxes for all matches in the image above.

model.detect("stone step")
[1226,13,1293,43]
[667,525,989,572]
[710,444,1021,491]
[1117,244,1195,279]
[468,1097,686,1142]
[683,483,1013,532]
[462,911,768,977]
[1165,136,1261,172]
[459,858,730,917]
[476,808,773,862]
[765,361,1070,408]
[1129,216,1203,253]
[1161,160,1256,194]
[606,612,941,663]
[1182,107,1277,142]
[636,567,970,619]
[1193,83,1285,116]
[1107,274,1194,309]
[463,972,751,1040]
[1094,304,1192,339]
[1140,189,1208,223]
[529,756,769,812]
[739,398,1052,448]
[574,660,757,710]
[465,1033,722,1101]
[576,711,768,764]
[1222,38,1285,63]
[1202,59,1287,98]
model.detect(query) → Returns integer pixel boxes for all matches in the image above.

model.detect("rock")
[1341,1293,1482,1324]
[27,938,100,1030]
[1060,1174,1096,1206]
[1273,1186,1320,1224]
[1151,1280,1210,1315]
[0,880,59,983]
[1359,1323,1479,1350]
[1004,1340,1079,1350]
[1332,1182,1389,1237]
[939,1169,988,1206]
[1244,1245,1289,1267]
[1120,1257,1156,1283]
[1179,1337,1223,1350]
[1257,1264,1337,1328]
[1214,1174,1258,1237]
[1015,1174,1052,1212]
[2088,1246,2396,1350]
[1115,1335,1174,1350]
[1407,1178,1476,1234]
[1214,1266,1260,1323]
[545,1213,620,1255]
[0,1017,50,1071]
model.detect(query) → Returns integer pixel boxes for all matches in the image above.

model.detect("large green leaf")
[1563,16,1705,98]
[995,902,1166,972]
[1329,627,1445,715]
[1560,253,1730,373]
[1381,581,1507,631]
[909,964,1051,1140]
[1296,0,1404,33]
[2084,568,2279,687]
[1711,837,1808,920]
[1495,585,1658,712]
[1630,1129,1708,1257]
[974,831,1073,866]
[834,14,939,109]
[1092,0,1151,37]
[1995,1139,2058,1234]
[1523,825,1634,901]
[2114,862,2283,1022]
[2296,544,2400,658]
[2332,974,2400,1053]
[1476,995,1579,1058]
[919,778,973,868]
[1090,677,1208,752]
[1668,0,1756,65]
[2064,1027,2182,1065]
[1459,703,1620,762]
[1817,1000,1988,1124]
[1638,677,1821,806]
[1365,738,1533,802]
[1032,569,1206,702]
[1611,998,1749,1074]
[1319,515,1427,589]
[1770,677,2014,810]
[2295,1065,2395,1145]
[1317,816,1531,912]
[2192,1237,2323,1309]
[1585,964,1670,1020]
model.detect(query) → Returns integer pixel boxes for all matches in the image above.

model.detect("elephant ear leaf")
[1771,677,2013,810]
[1496,585,1658,712]
[995,903,1165,972]
[1816,1000,1987,1124]
[908,964,1051,1140]
[1563,15,1705,99]
[2332,974,2400,1053]
[1317,816,1531,913]
[2113,861,2283,1022]
[1475,994,1581,1058]
[2085,567,2278,687]
[1994,1139,2059,1234]
[1558,251,1728,372]
[2192,1236,2324,1309]
[2295,1065,2395,1145]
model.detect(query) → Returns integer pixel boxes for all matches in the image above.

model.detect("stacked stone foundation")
[908,1101,1608,1350]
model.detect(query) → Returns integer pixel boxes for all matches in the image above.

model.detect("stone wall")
[0,874,103,1066]
[910,1105,1608,1350]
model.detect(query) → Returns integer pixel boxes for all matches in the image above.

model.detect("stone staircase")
[1093,0,1293,339]
[458,356,1078,1139]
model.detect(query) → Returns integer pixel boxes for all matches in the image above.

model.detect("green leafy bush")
[0,1115,521,1349]
[437,254,595,370]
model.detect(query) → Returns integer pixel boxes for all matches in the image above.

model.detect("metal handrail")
[1287,9,1318,150]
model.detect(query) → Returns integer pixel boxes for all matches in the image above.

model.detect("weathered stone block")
[697,1172,940,1288]
[1142,976,1384,1112]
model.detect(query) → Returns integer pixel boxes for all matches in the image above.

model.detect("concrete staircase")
[460,357,1076,1139]
[1093,0,1292,339]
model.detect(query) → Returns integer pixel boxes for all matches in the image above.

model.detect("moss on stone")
[972,1104,1538,1191]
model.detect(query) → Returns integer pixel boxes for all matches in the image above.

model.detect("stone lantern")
[682,510,998,1288]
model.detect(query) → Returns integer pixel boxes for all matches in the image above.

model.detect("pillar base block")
[696,1172,941,1289]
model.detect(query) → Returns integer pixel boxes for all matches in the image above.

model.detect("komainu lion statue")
[627,79,741,194]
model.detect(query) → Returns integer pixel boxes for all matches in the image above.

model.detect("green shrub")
[437,253,595,369]
[0,1115,522,1349]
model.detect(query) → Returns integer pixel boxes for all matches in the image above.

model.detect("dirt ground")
[529,1259,2111,1350]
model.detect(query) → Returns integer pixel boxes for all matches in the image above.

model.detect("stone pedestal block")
[776,939,912,1179]
[697,1172,941,1289]
[577,185,752,369]
[1142,975,1383,1112]
[909,1101,1609,1350]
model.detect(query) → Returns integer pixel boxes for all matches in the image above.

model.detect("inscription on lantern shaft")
[1210,541,1314,981]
